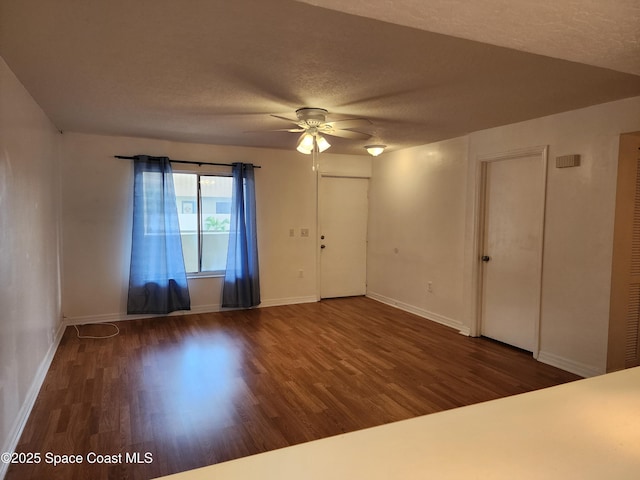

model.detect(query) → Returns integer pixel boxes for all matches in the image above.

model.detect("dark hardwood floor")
[7,297,580,479]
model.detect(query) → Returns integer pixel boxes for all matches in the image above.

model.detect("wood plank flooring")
[6,297,580,479]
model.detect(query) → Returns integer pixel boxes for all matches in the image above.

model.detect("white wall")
[0,57,63,471]
[367,136,469,331]
[60,132,371,322]
[368,96,640,377]
[465,96,640,377]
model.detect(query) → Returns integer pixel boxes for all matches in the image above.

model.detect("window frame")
[173,170,233,278]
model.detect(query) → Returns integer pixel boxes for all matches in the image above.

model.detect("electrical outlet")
[300,228,310,237]
[298,269,304,278]
[289,228,295,237]
[427,282,433,293]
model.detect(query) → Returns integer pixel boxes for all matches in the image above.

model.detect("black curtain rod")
[114,155,261,168]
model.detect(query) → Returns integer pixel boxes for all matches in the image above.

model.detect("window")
[173,172,233,274]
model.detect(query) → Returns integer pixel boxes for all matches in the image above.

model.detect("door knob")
[321,244,326,249]
[481,255,491,262]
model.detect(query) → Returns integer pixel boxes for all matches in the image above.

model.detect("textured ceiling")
[1,0,639,155]
[297,0,640,76]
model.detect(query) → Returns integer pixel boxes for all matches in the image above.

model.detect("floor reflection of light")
[141,332,245,437]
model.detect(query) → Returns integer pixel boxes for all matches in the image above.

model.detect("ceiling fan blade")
[324,129,371,140]
[246,128,305,133]
[270,114,300,125]
[326,118,372,129]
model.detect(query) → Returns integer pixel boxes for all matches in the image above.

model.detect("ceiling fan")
[269,108,373,154]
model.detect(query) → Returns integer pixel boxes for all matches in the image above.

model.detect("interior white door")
[319,176,369,299]
[480,153,545,352]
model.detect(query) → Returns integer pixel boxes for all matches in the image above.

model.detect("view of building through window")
[173,173,233,273]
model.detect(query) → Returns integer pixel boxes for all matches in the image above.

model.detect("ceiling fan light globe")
[297,133,315,154]
[296,145,313,155]
[316,135,331,153]
[365,145,386,156]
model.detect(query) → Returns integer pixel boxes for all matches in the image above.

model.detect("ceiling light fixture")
[365,145,386,157]
[315,135,331,153]
[296,133,315,154]
[296,131,331,155]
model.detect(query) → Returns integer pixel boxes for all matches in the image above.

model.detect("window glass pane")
[173,173,198,273]
[200,175,232,272]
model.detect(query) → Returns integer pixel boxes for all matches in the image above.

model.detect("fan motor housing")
[296,107,328,126]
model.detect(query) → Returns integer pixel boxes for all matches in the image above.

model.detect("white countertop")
[157,367,640,479]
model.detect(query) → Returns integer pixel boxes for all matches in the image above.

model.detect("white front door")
[319,176,369,299]
[480,151,546,352]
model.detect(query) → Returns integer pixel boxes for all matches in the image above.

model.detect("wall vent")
[556,154,581,168]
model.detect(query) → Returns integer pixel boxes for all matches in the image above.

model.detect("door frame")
[316,172,371,301]
[471,145,548,358]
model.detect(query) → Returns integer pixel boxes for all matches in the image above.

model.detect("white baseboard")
[366,291,469,335]
[0,319,66,480]
[259,296,318,308]
[537,350,604,378]
[65,304,226,325]
[64,297,319,326]
[365,293,604,378]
